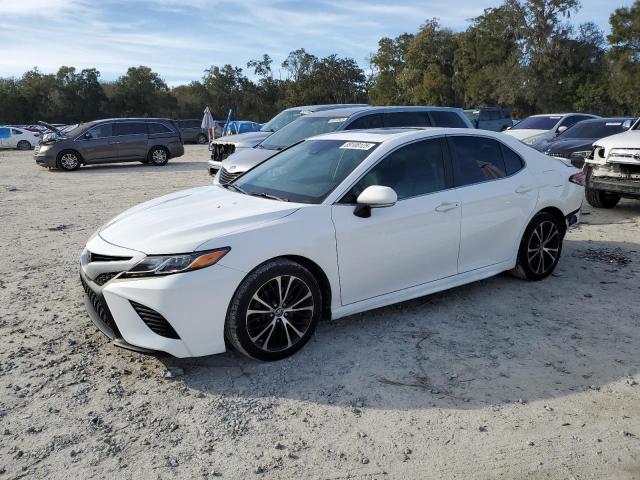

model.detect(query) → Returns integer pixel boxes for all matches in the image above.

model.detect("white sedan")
[0,126,40,150]
[80,128,584,360]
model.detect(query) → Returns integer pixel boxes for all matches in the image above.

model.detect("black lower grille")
[130,301,180,339]
[89,251,132,262]
[219,167,243,184]
[94,272,120,286]
[211,143,236,162]
[81,275,121,337]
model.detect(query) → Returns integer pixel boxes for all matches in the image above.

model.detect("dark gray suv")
[34,118,184,171]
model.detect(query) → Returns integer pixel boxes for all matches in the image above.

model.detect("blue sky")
[0,0,632,86]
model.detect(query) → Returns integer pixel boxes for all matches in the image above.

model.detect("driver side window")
[85,123,113,139]
[342,138,447,203]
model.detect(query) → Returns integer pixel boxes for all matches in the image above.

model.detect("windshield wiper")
[224,183,249,195]
[249,192,289,202]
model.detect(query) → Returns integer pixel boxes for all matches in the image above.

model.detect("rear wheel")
[148,146,169,166]
[225,259,321,361]
[57,151,81,171]
[196,133,207,144]
[513,212,564,281]
[17,140,32,150]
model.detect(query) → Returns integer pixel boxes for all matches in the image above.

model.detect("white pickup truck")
[585,120,640,208]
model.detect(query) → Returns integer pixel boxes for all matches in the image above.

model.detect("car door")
[448,135,537,272]
[331,138,462,305]
[77,123,115,163]
[113,122,148,160]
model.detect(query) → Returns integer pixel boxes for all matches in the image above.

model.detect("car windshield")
[559,120,629,139]
[61,123,84,137]
[512,115,561,130]
[232,139,379,204]
[260,109,305,133]
[259,116,348,150]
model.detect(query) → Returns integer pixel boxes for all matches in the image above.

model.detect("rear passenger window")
[148,123,172,134]
[114,123,147,136]
[451,136,506,186]
[500,144,524,175]
[345,114,384,130]
[429,111,468,128]
[343,138,446,202]
[384,112,431,127]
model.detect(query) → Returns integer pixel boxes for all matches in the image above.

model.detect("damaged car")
[585,119,640,208]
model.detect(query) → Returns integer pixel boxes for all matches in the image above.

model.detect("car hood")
[214,131,271,148]
[221,147,277,172]
[594,130,640,150]
[99,186,299,254]
[543,138,595,154]
[503,129,548,140]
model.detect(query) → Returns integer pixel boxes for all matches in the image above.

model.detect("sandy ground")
[0,145,639,480]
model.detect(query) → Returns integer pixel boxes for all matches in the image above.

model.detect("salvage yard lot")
[1,145,639,479]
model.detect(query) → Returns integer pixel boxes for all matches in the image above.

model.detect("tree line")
[1,0,639,125]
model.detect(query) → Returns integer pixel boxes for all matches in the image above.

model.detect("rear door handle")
[515,185,535,194]
[435,201,460,212]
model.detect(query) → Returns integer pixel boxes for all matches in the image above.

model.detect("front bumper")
[79,235,246,357]
[208,159,222,177]
[34,145,57,167]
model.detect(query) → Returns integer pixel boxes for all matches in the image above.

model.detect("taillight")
[569,172,585,186]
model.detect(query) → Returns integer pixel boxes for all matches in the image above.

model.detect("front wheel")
[513,212,564,281]
[225,259,322,361]
[196,134,207,144]
[148,147,169,166]
[57,151,81,171]
[585,187,620,209]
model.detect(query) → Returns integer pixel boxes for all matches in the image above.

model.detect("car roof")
[309,127,473,143]
[529,113,595,117]
[286,104,369,112]
[306,105,464,118]
[574,117,633,124]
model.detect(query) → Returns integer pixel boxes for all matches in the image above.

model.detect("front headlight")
[120,248,230,278]
[522,135,542,145]
[570,150,591,158]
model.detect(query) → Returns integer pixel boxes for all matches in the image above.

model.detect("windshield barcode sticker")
[328,117,348,123]
[340,142,376,150]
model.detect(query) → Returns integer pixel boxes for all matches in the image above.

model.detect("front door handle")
[109,141,121,145]
[515,185,535,194]
[435,201,460,212]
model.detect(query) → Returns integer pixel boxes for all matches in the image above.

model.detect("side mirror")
[353,185,397,218]
[83,132,93,140]
[556,126,568,135]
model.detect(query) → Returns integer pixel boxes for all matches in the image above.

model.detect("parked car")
[584,119,640,209]
[464,108,513,131]
[210,104,369,165]
[80,127,583,360]
[210,106,474,182]
[34,118,184,171]
[176,119,211,144]
[504,113,599,146]
[534,118,635,168]
[0,126,40,150]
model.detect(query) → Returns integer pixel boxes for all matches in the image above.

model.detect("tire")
[513,212,564,281]
[585,187,620,209]
[148,146,169,166]
[17,140,32,150]
[56,151,81,171]
[225,259,322,361]
[196,134,207,145]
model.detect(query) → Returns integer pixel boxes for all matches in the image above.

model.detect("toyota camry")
[80,128,584,361]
